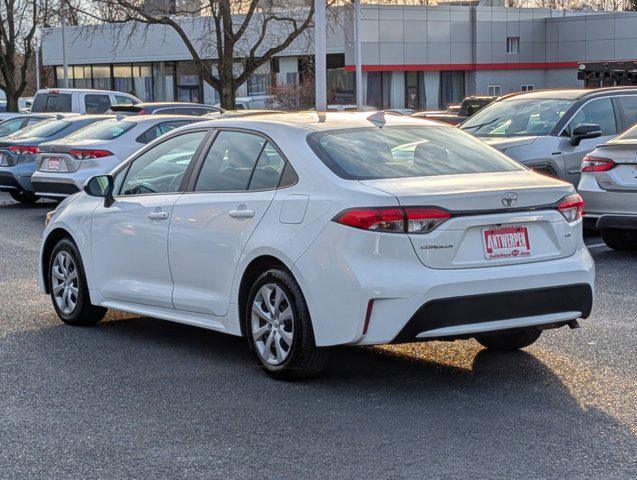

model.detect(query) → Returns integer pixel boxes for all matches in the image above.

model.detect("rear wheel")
[9,190,38,204]
[48,238,107,326]
[601,228,637,251]
[245,268,328,380]
[476,328,542,351]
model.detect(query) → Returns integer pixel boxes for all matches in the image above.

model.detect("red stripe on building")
[344,62,579,72]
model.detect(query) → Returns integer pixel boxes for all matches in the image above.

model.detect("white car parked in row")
[31,115,204,198]
[31,88,140,114]
[39,113,595,379]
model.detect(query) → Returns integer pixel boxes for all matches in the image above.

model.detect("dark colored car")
[107,102,222,116]
[412,96,497,125]
[0,115,113,203]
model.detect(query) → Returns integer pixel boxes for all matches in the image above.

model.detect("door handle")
[228,208,255,219]
[148,211,169,220]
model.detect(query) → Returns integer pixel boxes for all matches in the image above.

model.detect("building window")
[248,74,269,96]
[405,71,425,110]
[488,85,502,96]
[506,37,519,55]
[521,84,534,92]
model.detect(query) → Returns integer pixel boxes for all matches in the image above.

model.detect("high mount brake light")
[582,156,615,172]
[556,193,584,222]
[68,149,113,160]
[334,207,451,234]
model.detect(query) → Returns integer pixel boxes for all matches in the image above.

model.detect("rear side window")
[31,93,72,113]
[66,119,135,141]
[249,143,287,190]
[307,126,523,180]
[0,118,26,136]
[614,95,637,131]
[137,121,193,144]
[85,94,111,114]
[114,95,135,105]
[195,131,265,191]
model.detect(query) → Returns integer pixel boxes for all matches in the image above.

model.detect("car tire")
[9,190,38,204]
[476,328,542,351]
[245,268,328,380]
[48,238,107,326]
[600,228,637,251]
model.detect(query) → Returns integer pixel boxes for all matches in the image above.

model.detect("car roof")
[500,87,637,101]
[135,102,212,108]
[195,111,443,133]
[36,88,133,95]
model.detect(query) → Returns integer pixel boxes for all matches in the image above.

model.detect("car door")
[169,130,287,316]
[91,129,209,308]
[559,96,619,185]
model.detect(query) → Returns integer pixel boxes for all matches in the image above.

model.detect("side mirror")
[84,175,114,207]
[570,123,601,147]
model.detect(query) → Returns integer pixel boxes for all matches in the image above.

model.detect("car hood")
[478,136,539,150]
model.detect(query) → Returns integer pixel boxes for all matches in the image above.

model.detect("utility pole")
[61,0,69,88]
[34,30,41,91]
[354,0,363,108]
[314,0,326,111]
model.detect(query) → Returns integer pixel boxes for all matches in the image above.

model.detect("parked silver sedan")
[578,124,637,250]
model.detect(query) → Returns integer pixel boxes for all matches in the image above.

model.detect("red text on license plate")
[483,226,531,260]
[47,159,61,171]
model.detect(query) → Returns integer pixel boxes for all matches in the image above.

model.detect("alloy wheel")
[251,284,294,365]
[51,251,79,315]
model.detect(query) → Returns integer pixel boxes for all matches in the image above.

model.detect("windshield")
[461,97,573,137]
[307,126,523,180]
[10,120,72,139]
[67,119,135,141]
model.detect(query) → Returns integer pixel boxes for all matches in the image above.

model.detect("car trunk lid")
[360,171,578,269]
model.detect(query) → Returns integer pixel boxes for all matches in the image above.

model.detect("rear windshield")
[31,93,72,113]
[307,126,523,180]
[11,120,72,139]
[66,119,135,141]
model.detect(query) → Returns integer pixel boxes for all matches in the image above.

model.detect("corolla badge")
[501,192,518,207]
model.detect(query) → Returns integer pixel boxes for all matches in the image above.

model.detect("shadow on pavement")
[1,314,635,478]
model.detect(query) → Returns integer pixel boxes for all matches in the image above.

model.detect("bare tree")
[73,0,316,109]
[0,0,46,111]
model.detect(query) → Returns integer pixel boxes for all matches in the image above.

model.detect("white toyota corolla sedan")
[39,112,595,379]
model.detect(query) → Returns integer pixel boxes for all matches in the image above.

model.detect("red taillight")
[557,193,584,222]
[582,156,615,172]
[138,109,147,115]
[68,149,113,160]
[334,207,451,233]
[8,145,38,155]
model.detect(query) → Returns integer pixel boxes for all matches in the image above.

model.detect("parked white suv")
[39,112,594,379]
[31,89,140,115]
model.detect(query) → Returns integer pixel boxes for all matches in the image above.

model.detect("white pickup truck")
[31,88,141,115]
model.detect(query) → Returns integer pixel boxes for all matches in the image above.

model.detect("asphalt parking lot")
[0,192,635,480]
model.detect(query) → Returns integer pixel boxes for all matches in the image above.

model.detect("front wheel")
[476,328,542,351]
[9,190,38,204]
[49,238,107,326]
[601,228,637,251]
[245,269,328,380]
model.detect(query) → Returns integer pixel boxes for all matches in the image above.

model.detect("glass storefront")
[405,71,425,110]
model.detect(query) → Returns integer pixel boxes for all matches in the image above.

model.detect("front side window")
[85,94,112,114]
[114,95,134,105]
[120,130,207,196]
[67,119,135,141]
[563,97,617,137]
[307,126,523,180]
[195,131,266,192]
[462,97,573,137]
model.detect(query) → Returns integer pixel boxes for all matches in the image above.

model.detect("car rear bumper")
[31,174,81,198]
[596,214,637,230]
[0,165,34,192]
[393,283,592,342]
[294,223,595,346]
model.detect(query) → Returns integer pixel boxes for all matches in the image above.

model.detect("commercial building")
[41,2,637,109]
